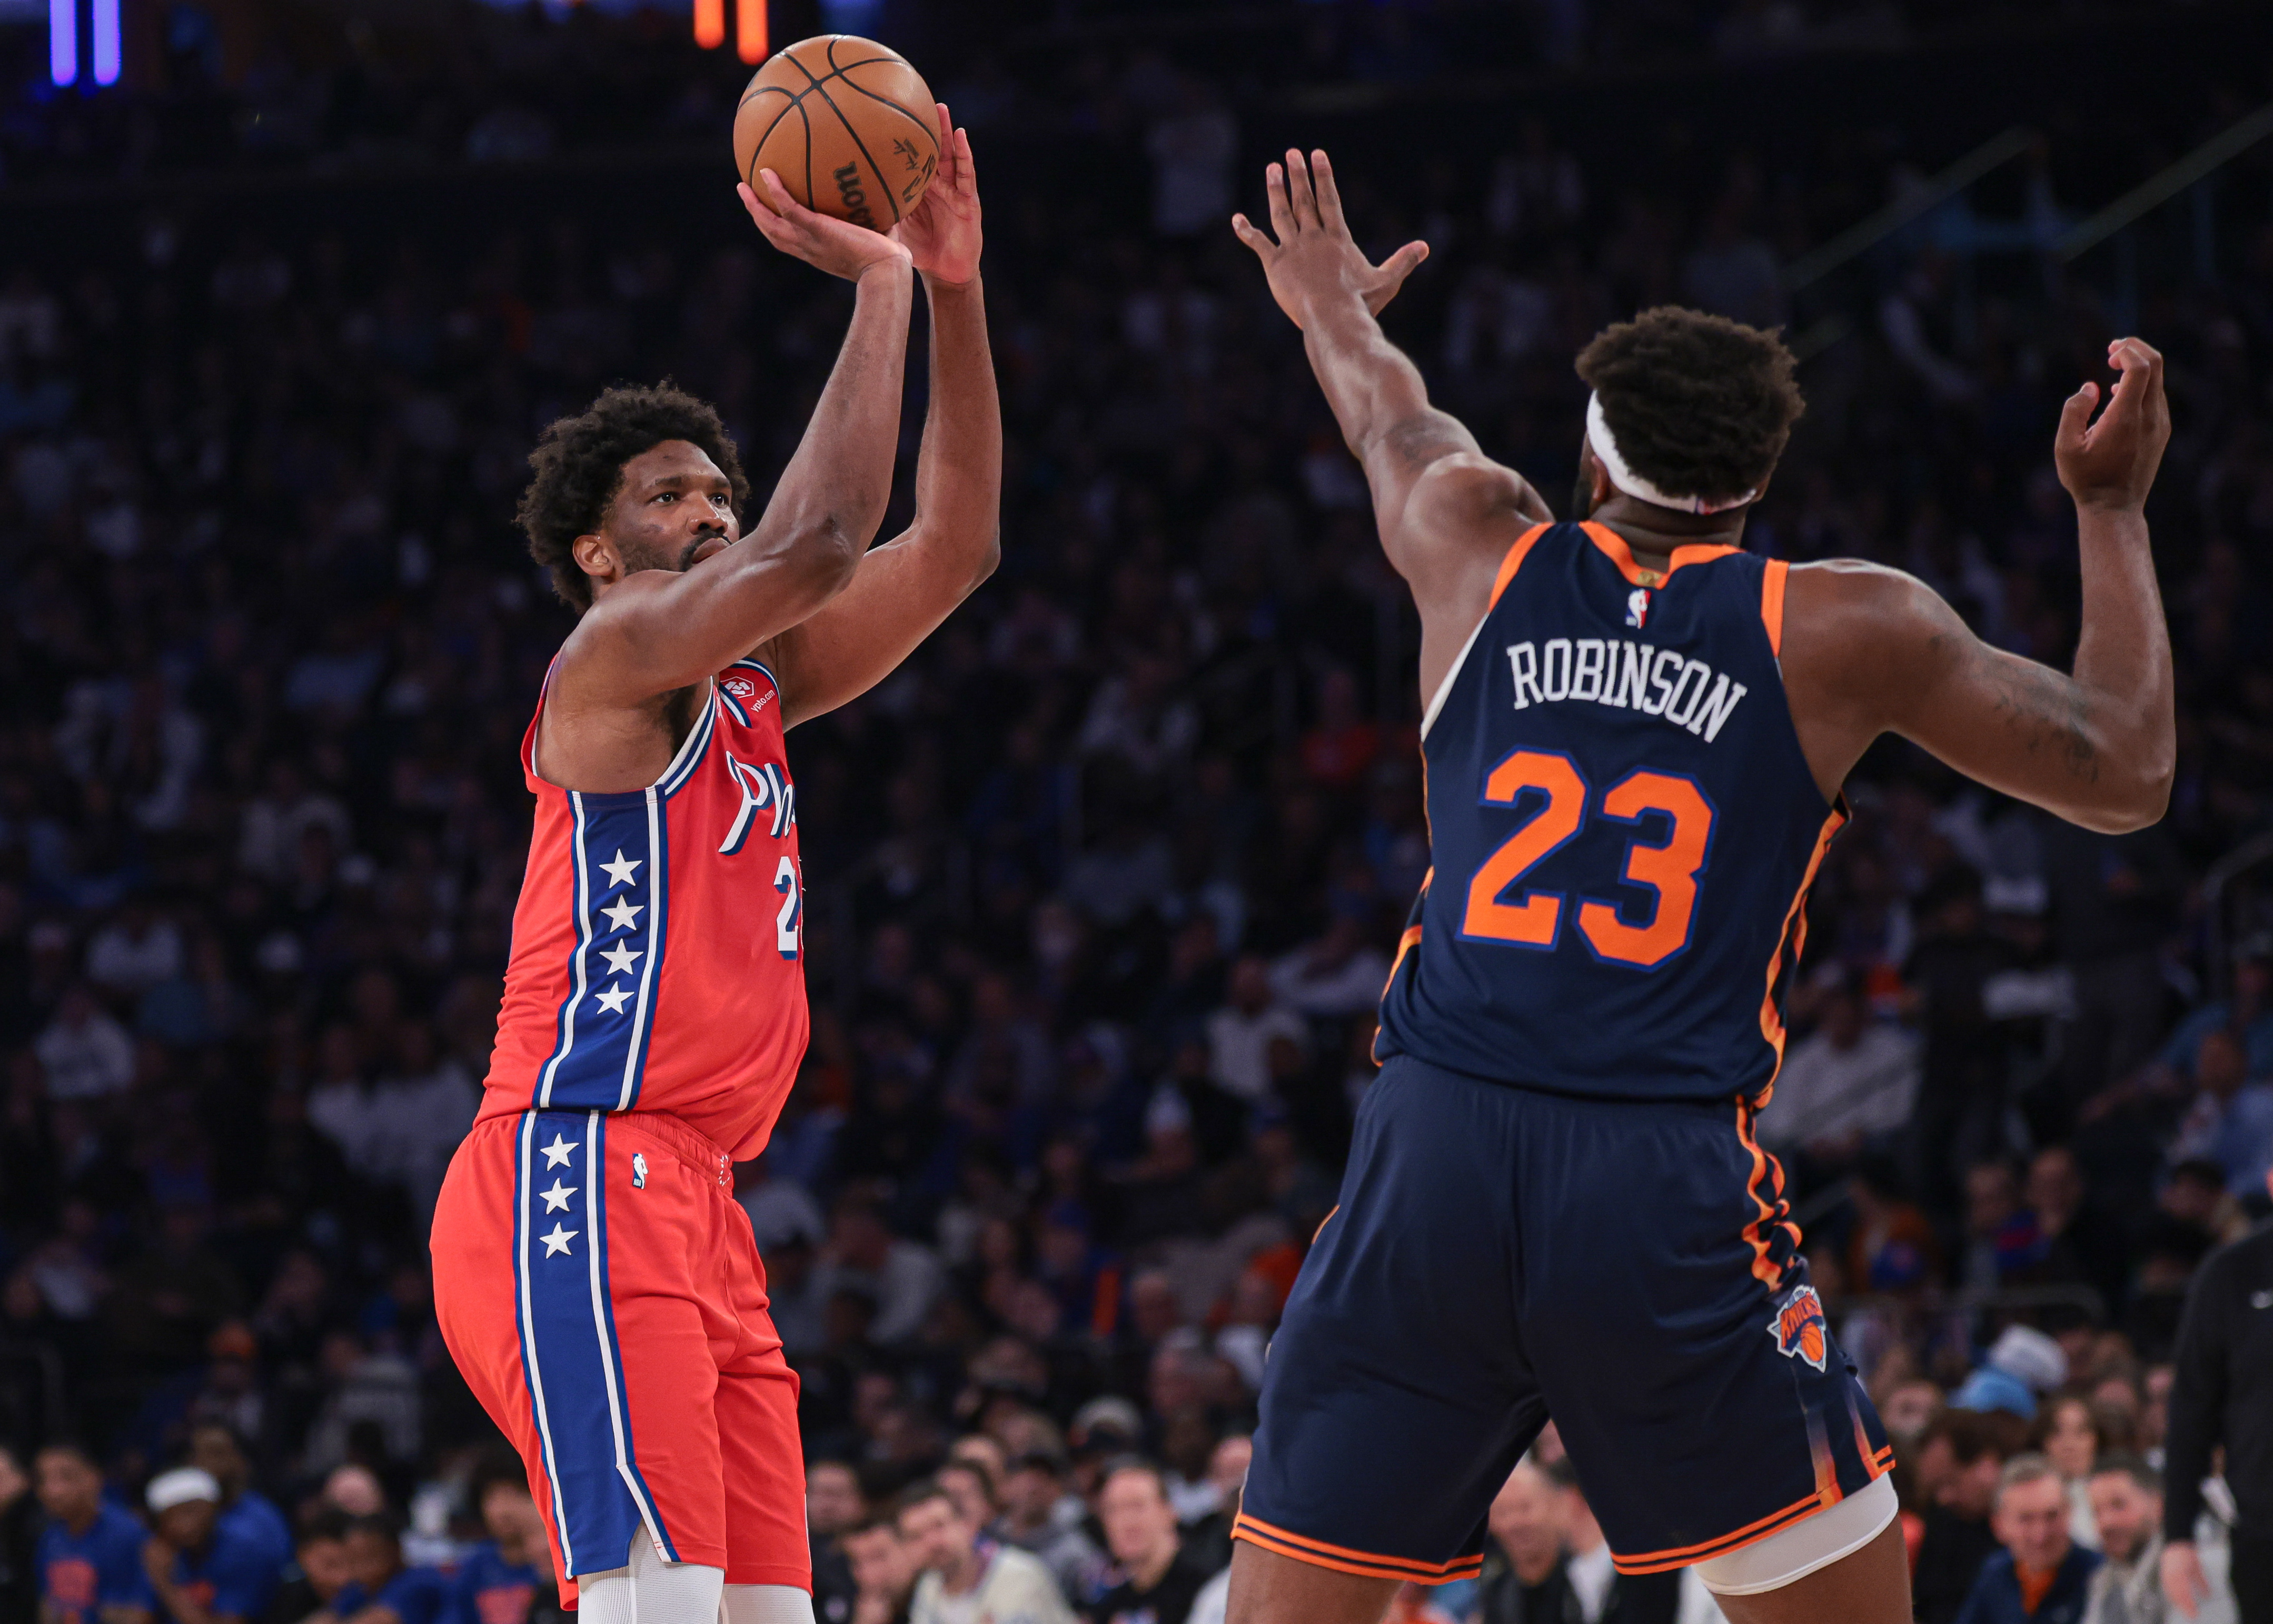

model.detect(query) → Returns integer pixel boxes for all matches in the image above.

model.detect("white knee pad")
[721,1586,817,1624]
[577,1536,727,1624]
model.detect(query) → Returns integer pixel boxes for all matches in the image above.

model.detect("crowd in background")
[4,1,2273,1621]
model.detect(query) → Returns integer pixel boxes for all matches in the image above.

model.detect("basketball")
[733,36,939,232]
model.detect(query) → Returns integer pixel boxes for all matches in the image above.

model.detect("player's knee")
[1226,1540,1397,1624]
[721,1585,817,1624]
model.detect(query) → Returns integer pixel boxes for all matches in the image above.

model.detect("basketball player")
[1225,151,2171,1623]
[430,110,998,1624]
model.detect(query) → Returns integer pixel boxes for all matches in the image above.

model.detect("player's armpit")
[1782,560,2174,833]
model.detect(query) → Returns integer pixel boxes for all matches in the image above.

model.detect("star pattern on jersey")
[599,849,642,889]
[600,896,643,935]
[540,1223,577,1257]
[592,983,631,1016]
[599,942,642,977]
[542,1134,577,1169]
[540,1180,575,1213]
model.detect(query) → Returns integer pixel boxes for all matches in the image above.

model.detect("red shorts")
[433,1107,808,1599]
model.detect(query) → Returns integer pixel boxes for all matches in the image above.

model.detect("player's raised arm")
[759,107,1003,728]
[1782,338,2175,832]
[553,177,917,708]
[1233,149,1551,692]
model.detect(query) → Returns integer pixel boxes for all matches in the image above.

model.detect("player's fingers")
[739,179,779,223]
[2056,380,2099,447]
[954,124,976,196]
[1230,214,1274,257]
[759,168,808,223]
[1311,150,1347,232]
[1264,164,1295,239]
[1285,148,1319,229]
[1383,240,1430,282]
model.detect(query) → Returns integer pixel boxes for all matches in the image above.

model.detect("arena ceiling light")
[47,0,119,86]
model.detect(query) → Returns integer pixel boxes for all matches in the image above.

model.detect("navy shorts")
[1238,1054,1893,1582]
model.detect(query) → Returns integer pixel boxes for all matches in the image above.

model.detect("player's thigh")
[1708,1521,1910,1624]
[1512,1092,1894,1577]
[1225,1539,1397,1624]
[1244,1058,1544,1580]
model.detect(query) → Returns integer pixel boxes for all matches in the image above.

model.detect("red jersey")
[479,657,807,1160]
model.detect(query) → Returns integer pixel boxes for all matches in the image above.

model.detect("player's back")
[1377,520,1840,1104]
[478,658,808,1159]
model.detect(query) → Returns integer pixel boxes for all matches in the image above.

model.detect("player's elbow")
[968,527,1002,590]
[2078,748,2175,834]
[791,514,866,599]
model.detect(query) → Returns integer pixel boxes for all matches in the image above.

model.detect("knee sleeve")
[721,1586,816,1624]
[577,1536,727,1624]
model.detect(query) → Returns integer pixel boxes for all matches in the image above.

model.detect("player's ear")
[571,531,619,587]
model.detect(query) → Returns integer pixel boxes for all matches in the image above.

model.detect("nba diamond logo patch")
[1768,1284,1828,1371]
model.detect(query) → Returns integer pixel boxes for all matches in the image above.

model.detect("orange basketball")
[732,36,939,232]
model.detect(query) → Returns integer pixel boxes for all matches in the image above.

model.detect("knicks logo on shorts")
[1768,1284,1828,1371]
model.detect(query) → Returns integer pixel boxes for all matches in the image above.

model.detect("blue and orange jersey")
[479,659,808,1159]
[1376,521,1843,1106]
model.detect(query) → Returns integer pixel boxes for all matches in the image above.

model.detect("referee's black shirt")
[2166,1222,2273,1541]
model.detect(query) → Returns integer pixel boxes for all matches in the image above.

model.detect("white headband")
[1585,393,1758,516]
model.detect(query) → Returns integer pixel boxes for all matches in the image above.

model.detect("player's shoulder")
[1783,557,1965,661]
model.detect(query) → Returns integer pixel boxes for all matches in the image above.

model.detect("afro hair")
[516,382,752,612]
[1575,308,1805,507]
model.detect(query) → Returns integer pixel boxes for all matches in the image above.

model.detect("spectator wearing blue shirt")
[324,1522,446,1624]
[1954,1456,2101,1624]
[34,1445,152,1624]
[184,1431,290,1586]
[141,1470,281,1624]
[442,1465,548,1624]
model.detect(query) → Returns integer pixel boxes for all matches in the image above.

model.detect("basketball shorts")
[1238,1053,1892,1583]
[432,1107,808,1601]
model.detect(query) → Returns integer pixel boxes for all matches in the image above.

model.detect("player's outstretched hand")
[1232,148,1427,330]
[2054,336,2170,513]
[740,171,912,283]
[891,104,981,286]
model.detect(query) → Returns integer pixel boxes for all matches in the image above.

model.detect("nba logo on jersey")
[632,1152,649,1189]
[1625,587,1650,629]
[1768,1285,1829,1371]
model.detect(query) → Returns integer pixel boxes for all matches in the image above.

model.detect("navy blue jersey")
[1377,521,1843,1106]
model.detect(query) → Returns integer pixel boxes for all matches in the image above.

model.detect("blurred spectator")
[1475,1459,1566,1624]
[1952,1455,2098,1624]
[2165,1031,2273,1196]
[815,1201,947,1348]
[1543,1459,1675,1624]
[1953,1329,2070,1423]
[809,1461,867,1624]
[186,1429,291,1584]
[1088,1464,1209,1624]
[997,1455,1104,1606]
[0,1447,35,1624]
[35,1445,152,1624]
[2036,1396,2106,1552]
[2080,1456,2184,1624]
[35,989,134,1103]
[902,1477,1073,1624]
[263,1511,353,1624]
[2161,1188,2273,1623]
[1755,974,1919,1182]
[141,1467,279,1624]
[444,1459,547,1624]
[327,1518,446,1624]
[1205,962,1306,1107]
[1914,1410,2028,1624]
[842,1513,916,1624]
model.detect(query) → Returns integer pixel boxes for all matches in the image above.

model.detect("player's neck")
[1586,495,1748,573]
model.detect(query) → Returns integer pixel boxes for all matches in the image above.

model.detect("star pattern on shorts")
[540,1223,577,1257]
[593,983,631,1016]
[600,896,643,934]
[540,1180,575,1214]
[599,942,642,977]
[542,1134,577,1169]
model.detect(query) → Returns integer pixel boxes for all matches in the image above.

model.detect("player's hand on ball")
[891,104,981,286]
[739,170,913,282]
[1232,148,1428,330]
[2054,335,2170,513]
